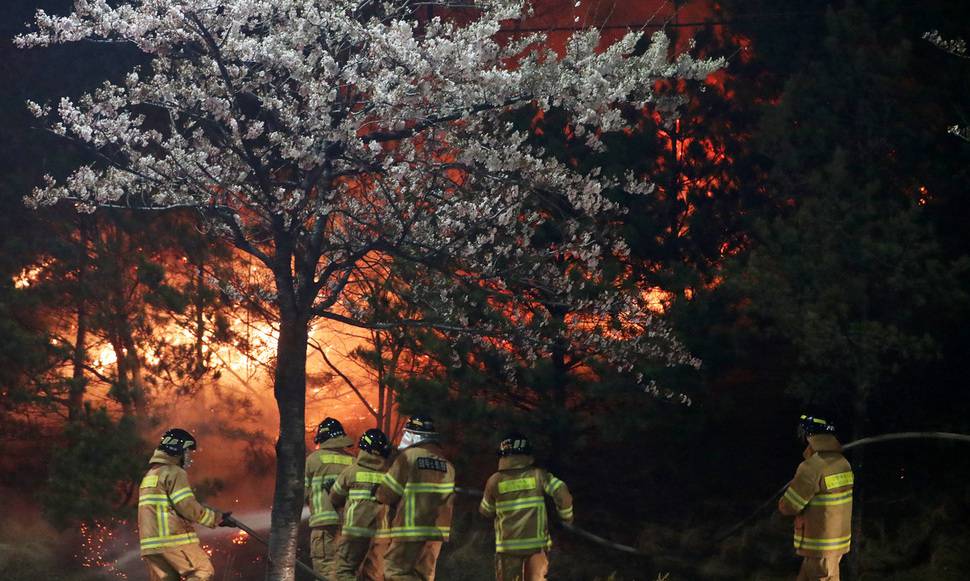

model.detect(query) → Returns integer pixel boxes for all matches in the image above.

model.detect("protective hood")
[498,454,535,471]
[149,448,180,466]
[807,434,843,453]
[356,449,387,471]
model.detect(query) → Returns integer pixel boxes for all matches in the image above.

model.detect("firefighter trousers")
[311,526,340,579]
[796,555,842,581]
[142,544,215,581]
[383,540,442,581]
[495,551,549,581]
[335,536,386,581]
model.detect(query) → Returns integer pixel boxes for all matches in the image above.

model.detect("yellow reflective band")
[783,487,809,510]
[139,532,199,550]
[170,487,195,503]
[544,477,564,495]
[480,499,495,510]
[404,482,455,494]
[794,534,852,550]
[498,477,537,494]
[321,454,353,465]
[809,491,853,506]
[384,526,451,539]
[495,496,545,512]
[138,494,170,507]
[354,472,384,484]
[342,525,378,538]
[495,536,552,553]
[558,506,574,518]
[382,473,405,495]
[356,471,384,484]
[332,480,346,496]
[824,471,854,490]
[140,475,159,489]
[348,490,377,500]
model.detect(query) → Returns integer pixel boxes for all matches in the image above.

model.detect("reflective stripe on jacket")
[479,455,573,554]
[778,434,854,557]
[305,437,355,528]
[330,450,389,538]
[376,442,455,541]
[137,449,219,555]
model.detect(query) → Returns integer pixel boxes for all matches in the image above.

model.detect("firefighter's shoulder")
[798,453,827,477]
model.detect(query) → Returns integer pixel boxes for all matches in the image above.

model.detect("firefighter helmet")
[498,433,533,457]
[404,415,437,434]
[358,428,392,458]
[158,428,197,456]
[797,414,837,441]
[314,417,347,444]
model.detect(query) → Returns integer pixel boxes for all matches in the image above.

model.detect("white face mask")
[398,430,417,450]
[183,449,195,469]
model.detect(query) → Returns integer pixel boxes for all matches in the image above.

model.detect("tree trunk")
[68,217,90,421]
[193,258,206,376]
[265,312,309,581]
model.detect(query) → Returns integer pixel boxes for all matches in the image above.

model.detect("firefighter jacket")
[376,441,455,542]
[305,436,355,528]
[478,455,573,554]
[138,449,220,555]
[329,449,389,538]
[778,434,854,557]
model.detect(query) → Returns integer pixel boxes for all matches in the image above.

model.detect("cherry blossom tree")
[924,30,970,141]
[18,1,721,577]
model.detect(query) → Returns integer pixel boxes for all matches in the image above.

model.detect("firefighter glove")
[218,511,235,527]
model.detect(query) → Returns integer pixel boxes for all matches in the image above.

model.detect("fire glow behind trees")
[16,1,722,578]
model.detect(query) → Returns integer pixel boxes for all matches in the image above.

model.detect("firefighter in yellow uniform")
[376,415,455,581]
[778,415,854,581]
[479,433,573,581]
[330,428,393,581]
[138,428,232,581]
[306,417,356,578]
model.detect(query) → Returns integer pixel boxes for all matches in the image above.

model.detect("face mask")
[398,430,417,450]
[183,449,195,469]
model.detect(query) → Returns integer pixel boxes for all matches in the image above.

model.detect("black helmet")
[158,428,197,456]
[797,414,837,441]
[314,417,347,444]
[404,415,436,434]
[498,433,533,457]
[358,429,392,458]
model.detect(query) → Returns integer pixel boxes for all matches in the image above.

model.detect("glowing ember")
[231,530,250,545]
[77,520,129,579]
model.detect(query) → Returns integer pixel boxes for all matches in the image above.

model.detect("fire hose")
[713,431,970,543]
[223,516,330,581]
[458,432,970,557]
[227,431,970,569]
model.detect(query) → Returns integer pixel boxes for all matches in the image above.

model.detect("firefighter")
[306,417,356,579]
[330,428,393,581]
[138,428,233,581]
[479,433,573,581]
[778,415,854,581]
[376,415,455,581]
